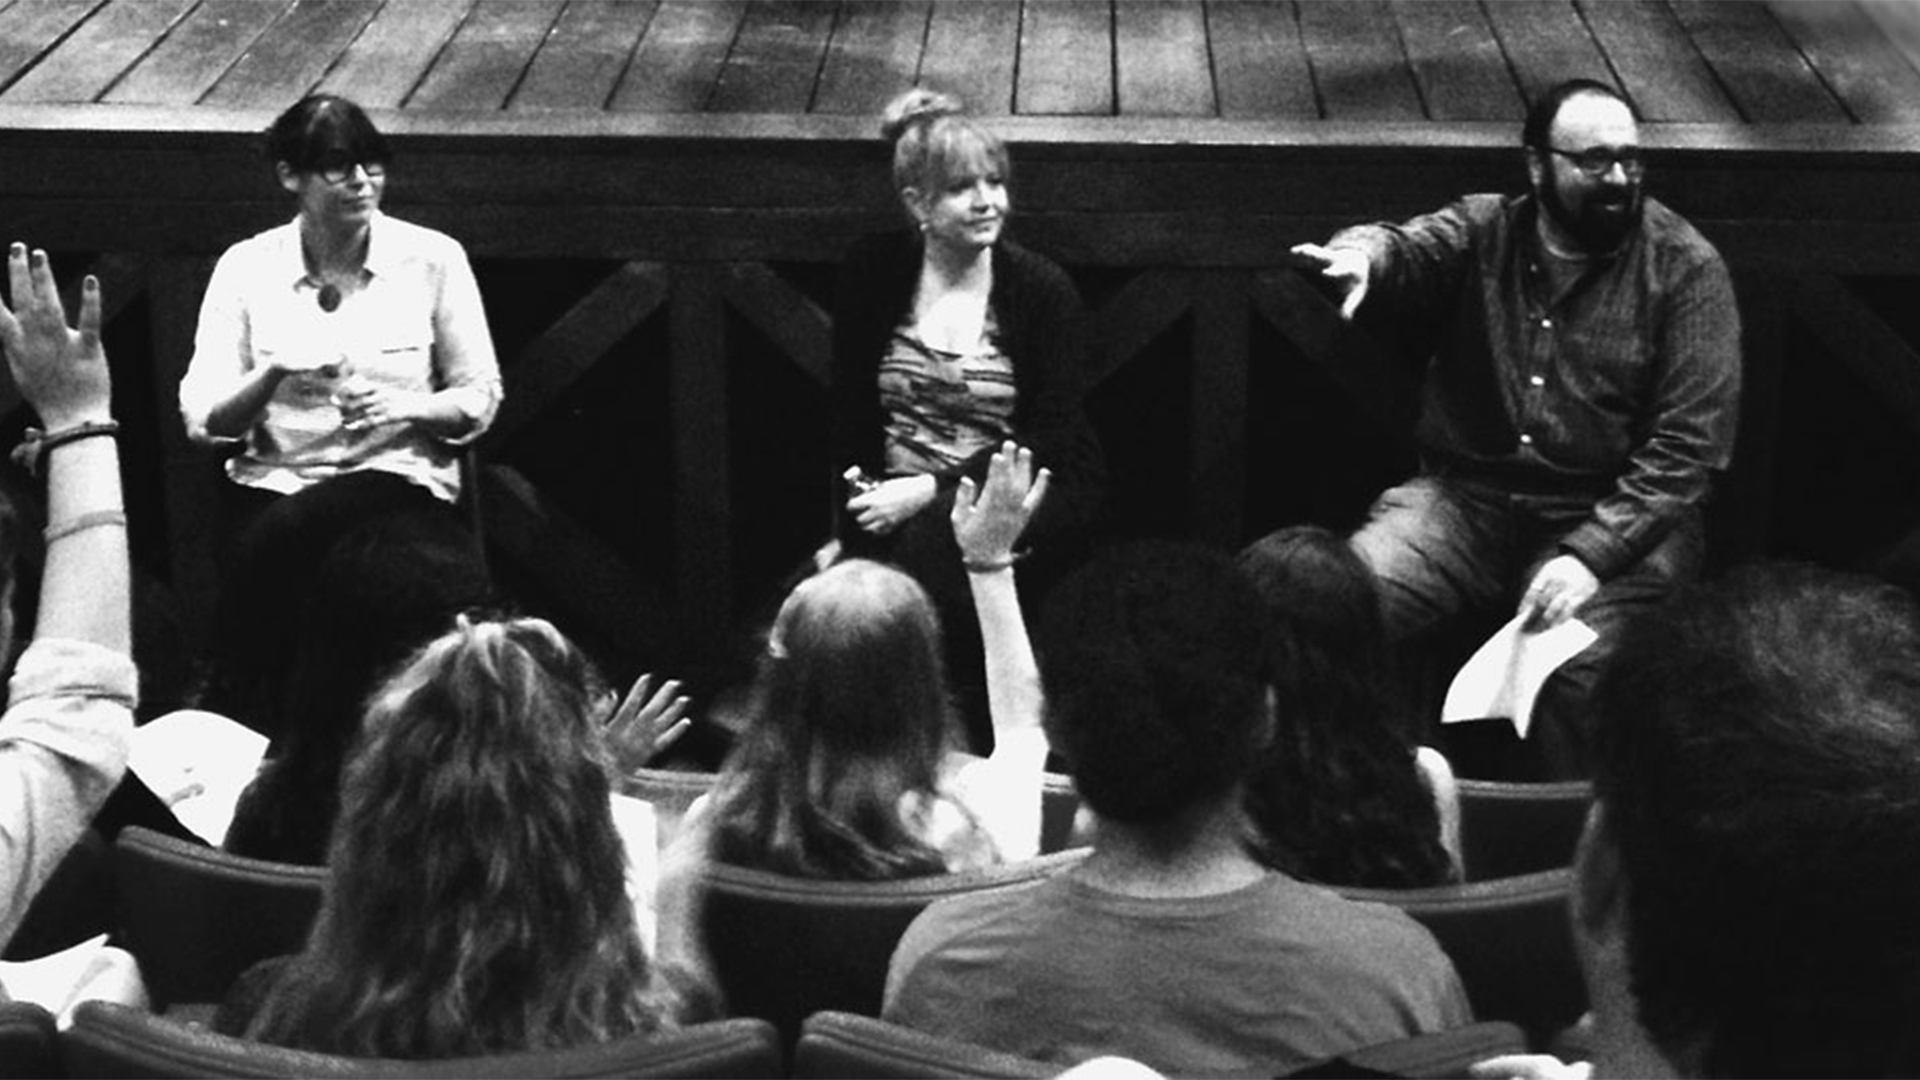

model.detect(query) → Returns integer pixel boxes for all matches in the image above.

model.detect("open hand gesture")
[1289,242,1371,322]
[603,673,693,777]
[951,441,1050,568]
[0,244,110,429]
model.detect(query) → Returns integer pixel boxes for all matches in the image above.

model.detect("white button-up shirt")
[179,213,501,503]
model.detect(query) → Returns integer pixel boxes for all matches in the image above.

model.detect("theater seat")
[792,1010,1055,1079]
[1338,869,1585,1046]
[1285,1020,1530,1078]
[112,827,326,1011]
[0,1001,59,1079]
[58,1000,783,1079]
[1456,779,1593,881]
[697,848,1090,1046]
[1039,772,1082,853]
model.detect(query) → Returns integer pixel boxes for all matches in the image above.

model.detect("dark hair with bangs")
[245,614,690,1057]
[265,94,391,176]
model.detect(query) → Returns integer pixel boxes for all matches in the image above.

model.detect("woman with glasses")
[178,94,500,734]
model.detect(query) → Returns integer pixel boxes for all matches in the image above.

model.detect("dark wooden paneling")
[202,0,381,109]
[1115,1,1212,117]
[1016,0,1111,116]
[408,0,566,111]
[1580,0,1738,122]
[1393,0,1523,122]
[0,0,104,93]
[609,0,743,113]
[492,261,670,441]
[707,0,834,114]
[314,0,469,109]
[104,0,288,106]
[1209,1,1316,120]
[1191,270,1248,545]
[6,0,192,104]
[813,0,928,117]
[1480,0,1615,105]
[1671,0,1847,123]
[722,262,831,386]
[1297,0,1424,122]
[919,0,1020,115]
[670,265,730,644]
[512,0,658,112]
[1769,0,1920,124]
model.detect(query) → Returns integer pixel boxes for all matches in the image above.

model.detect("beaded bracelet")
[12,420,119,479]
[44,509,128,544]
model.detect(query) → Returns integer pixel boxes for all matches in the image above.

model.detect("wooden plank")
[1789,274,1920,442]
[314,0,468,109]
[1479,0,1616,106]
[670,264,730,647]
[1016,0,1111,116]
[490,261,670,441]
[1578,0,1738,122]
[609,0,743,113]
[408,0,566,111]
[1086,269,1197,387]
[706,0,834,114]
[1859,0,1920,78]
[1115,0,1212,117]
[813,0,929,117]
[0,0,101,95]
[1190,271,1247,545]
[512,0,657,112]
[1768,0,1920,123]
[6,0,193,104]
[151,255,223,648]
[1209,0,1316,120]
[1667,0,1847,123]
[919,0,1020,115]
[202,0,383,109]
[1391,0,1524,121]
[104,0,289,106]
[722,261,831,385]
[1297,0,1425,122]
[1250,268,1419,441]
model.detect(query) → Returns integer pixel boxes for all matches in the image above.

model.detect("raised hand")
[603,672,693,777]
[0,245,110,429]
[1289,242,1371,321]
[951,441,1050,568]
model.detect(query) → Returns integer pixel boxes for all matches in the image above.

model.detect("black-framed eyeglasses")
[316,160,388,186]
[1546,146,1644,179]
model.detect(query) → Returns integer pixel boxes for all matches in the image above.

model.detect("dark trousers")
[1349,474,1701,778]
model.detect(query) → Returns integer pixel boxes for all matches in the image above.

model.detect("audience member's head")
[710,558,956,879]
[1236,526,1451,887]
[1039,540,1272,840]
[247,615,683,1057]
[224,508,491,864]
[1578,562,1920,1078]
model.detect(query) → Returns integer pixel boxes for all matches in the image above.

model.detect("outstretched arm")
[952,442,1050,748]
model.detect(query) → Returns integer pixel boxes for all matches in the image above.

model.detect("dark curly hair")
[1236,527,1453,888]
[1038,540,1272,831]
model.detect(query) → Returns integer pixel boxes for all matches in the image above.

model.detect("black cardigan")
[829,231,1106,546]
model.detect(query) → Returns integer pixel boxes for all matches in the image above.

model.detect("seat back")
[1456,779,1593,881]
[792,1010,1056,1079]
[59,1000,784,1079]
[1038,773,1080,854]
[698,848,1089,1046]
[627,767,719,846]
[1285,1020,1529,1078]
[0,1001,58,1079]
[1338,869,1585,1045]
[112,827,327,1009]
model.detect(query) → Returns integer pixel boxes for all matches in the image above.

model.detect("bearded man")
[1292,79,1742,778]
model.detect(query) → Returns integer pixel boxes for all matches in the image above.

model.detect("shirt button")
[1519,433,1534,446]
[1529,375,1545,387]
[1541,318,1553,329]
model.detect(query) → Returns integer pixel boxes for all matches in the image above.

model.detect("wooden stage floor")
[0,0,1916,131]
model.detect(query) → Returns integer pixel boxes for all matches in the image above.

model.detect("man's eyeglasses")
[1546,146,1644,179]
[316,161,388,186]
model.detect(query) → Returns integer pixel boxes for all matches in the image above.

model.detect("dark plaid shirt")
[1332,193,1742,578]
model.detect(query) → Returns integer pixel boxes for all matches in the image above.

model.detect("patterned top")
[878,312,1016,477]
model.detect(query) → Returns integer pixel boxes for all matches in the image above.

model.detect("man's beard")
[1539,177,1642,254]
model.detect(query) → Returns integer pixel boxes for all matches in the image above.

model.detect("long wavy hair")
[708,559,958,879]
[1236,527,1454,888]
[246,615,678,1058]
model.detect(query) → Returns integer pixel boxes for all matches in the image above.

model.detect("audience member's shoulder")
[894,871,1062,956]
[1639,197,1728,271]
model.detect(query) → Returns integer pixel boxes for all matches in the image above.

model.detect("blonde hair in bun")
[881,87,1011,213]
